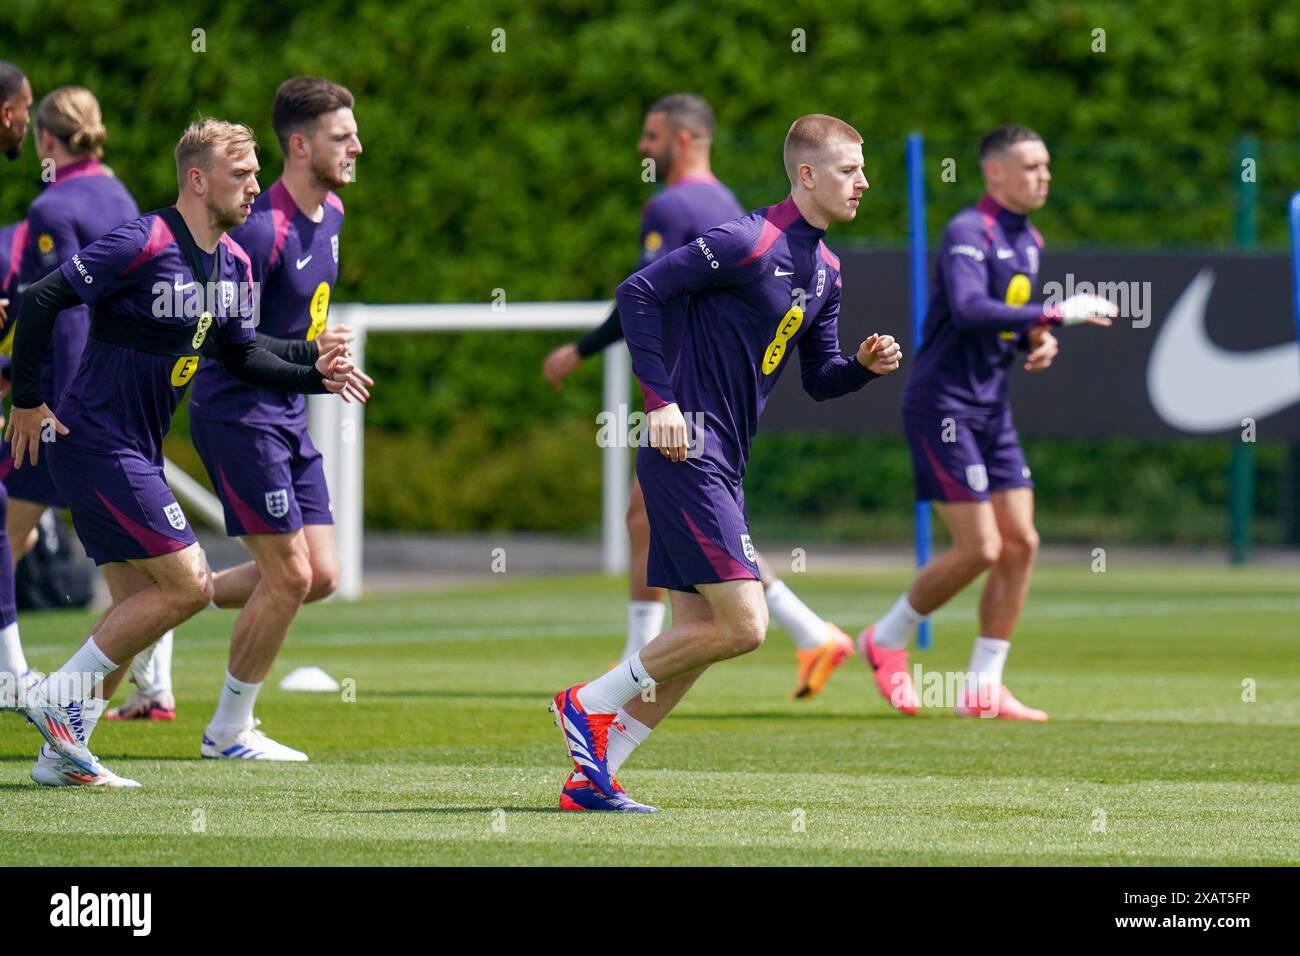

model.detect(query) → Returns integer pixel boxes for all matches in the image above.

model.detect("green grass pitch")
[1,563,1296,866]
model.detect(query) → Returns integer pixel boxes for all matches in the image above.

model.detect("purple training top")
[617,195,874,484]
[904,194,1048,418]
[17,158,139,406]
[57,210,257,460]
[189,178,344,425]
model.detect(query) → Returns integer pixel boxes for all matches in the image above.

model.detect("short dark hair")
[979,124,1043,161]
[271,76,354,153]
[0,60,27,103]
[647,93,715,141]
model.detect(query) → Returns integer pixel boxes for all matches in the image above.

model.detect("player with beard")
[129,78,363,761]
[8,119,370,786]
[542,94,856,700]
[0,61,32,165]
[0,91,146,725]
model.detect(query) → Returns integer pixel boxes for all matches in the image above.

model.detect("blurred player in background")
[8,118,368,786]
[0,59,36,711]
[542,93,855,699]
[159,77,363,761]
[0,89,147,721]
[860,124,1115,721]
[0,60,32,165]
[550,115,901,811]
[0,217,29,711]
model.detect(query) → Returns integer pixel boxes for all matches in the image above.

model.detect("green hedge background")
[4,0,1299,544]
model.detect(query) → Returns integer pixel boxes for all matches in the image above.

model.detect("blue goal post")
[906,133,933,650]
[1290,191,1300,357]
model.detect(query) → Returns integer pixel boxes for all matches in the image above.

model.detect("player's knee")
[729,604,768,656]
[268,552,313,602]
[962,533,1002,570]
[1000,527,1039,565]
[168,568,213,617]
[305,561,339,603]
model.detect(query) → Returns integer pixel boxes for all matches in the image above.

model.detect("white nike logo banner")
[1148,268,1300,432]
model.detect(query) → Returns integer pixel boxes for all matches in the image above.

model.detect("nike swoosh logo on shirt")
[174,281,196,291]
[996,248,1015,259]
[1148,268,1300,432]
[15,283,30,293]
[774,267,794,277]
[296,255,313,269]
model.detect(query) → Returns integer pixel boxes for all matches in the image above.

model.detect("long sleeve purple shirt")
[904,195,1049,417]
[618,195,875,484]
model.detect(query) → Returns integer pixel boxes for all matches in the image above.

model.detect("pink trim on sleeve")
[266,179,297,270]
[220,233,255,285]
[122,215,176,274]
[325,191,345,214]
[3,220,27,291]
[817,240,840,271]
[737,196,802,266]
[638,379,669,411]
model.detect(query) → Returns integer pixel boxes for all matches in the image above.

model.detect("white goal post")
[299,301,632,599]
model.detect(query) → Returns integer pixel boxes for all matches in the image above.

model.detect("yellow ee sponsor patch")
[191,311,213,350]
[307,281,330,341]
[171,355,200,386]
[1004,273,1031,307]
[37,234,54,256]
[643,230,663,254]
[762,306,805,375]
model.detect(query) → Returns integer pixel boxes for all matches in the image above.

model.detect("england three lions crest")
[265,489,290,519]
[164,502,187,531]
[816,268,826,298]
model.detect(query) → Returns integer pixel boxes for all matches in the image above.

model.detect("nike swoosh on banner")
[1147,267,1300,432]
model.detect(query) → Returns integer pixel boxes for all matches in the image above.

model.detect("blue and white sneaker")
[31,745,141,789]
[201,723,308,761]
[549,684,617,796]
[559,771,657,812]
[22,693,102,776]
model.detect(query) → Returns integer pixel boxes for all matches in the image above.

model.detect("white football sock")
[576,652,652,714]
[46,637,116,705]
[764,579,828,650]
[210,671,261,734]
[80,696,107,745]
[621,600,665,661]
[967,636,1010,697]
[872,593,924,650]
[129,642,157,691]
[148,630,174,693]
[0,621,28,677]
[608,710,652,775]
